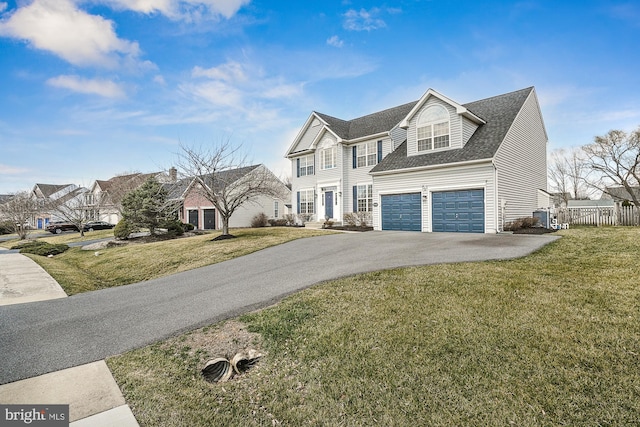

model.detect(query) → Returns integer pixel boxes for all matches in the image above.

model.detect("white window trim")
[356,183,373,212]
[299,189,315,215]
[356,141,377,168]
[299,155,314,176]
[320,146,337,170]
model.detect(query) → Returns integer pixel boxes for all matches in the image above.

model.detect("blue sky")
[1,0,639,193]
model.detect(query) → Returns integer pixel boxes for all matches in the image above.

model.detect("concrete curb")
[0,251,139,426]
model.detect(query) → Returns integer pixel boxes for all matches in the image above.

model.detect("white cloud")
[47,75,126,98]
[192,61,247,82]
[96,0,250,21]
[0,2,7,13]
[327,35,344,48]
[0,164,30,175]
[343,8,386,31]
[0,0,142,68]
[187,60,302,107]
[153,74,166,85]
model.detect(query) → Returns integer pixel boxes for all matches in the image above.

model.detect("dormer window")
[417,105,450,152]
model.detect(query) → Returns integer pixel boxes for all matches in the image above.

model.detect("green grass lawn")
[108,227,640,426]
[0,229,115,248]
[21,228,334,295]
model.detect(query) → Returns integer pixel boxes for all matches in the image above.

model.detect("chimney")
[169,167,177,182]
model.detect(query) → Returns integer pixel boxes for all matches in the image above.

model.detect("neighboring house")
[30,183,88,228]
[88,169,176,224]
[600,186,640,206]
[567,199,615,209]
[286,87,548,233]
[172,165,291,230]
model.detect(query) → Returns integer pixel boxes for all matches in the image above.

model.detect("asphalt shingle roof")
[315,101,418,141]
[370,87,534,173]
[601,186,640,202]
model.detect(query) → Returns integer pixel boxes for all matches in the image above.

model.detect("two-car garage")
[381,189,485,233]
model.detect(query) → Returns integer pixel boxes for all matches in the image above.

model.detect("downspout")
[493,160,501,232]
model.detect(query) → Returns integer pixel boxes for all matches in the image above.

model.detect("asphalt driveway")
[0,231,559,385]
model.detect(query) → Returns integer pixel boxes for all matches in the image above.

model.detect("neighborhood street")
[0,231,559,385]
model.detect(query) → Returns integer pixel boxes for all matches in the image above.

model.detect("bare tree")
[582,127,640,206]
[549,148,593,205]
[0,192,39,239]
[548,149,571,205]
[177,141,286,236]
[44,187,96,237]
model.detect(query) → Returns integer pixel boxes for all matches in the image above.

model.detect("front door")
[203,209,216,230]
[325,191,334,219]
[188,210,199,228]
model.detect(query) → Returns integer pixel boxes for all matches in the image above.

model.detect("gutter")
[370,158,493,176]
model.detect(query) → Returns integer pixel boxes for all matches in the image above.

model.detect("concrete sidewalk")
[0,249,138,426]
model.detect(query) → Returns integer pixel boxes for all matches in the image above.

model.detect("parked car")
[83,221,116,232]
[46,221,80,234]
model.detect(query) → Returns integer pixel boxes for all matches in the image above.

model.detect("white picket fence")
[558,205,640,226]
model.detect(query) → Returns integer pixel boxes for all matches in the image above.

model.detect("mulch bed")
[325,226,373,232]
[511,227,558,235]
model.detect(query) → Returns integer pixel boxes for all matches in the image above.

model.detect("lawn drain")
[201,349,262,383]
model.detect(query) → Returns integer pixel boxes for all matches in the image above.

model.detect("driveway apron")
[0,231,559,384]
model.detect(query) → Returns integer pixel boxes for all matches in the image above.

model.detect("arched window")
[417,105,450,151]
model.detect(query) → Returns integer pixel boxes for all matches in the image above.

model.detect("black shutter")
[296,158,300,178]
[352,146,357,168]
[377,140,383,163]
[353,186,358,212]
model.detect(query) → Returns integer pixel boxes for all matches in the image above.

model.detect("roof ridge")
[463,86,533,107]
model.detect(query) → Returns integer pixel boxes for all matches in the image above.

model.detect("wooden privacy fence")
[557,206,640,226]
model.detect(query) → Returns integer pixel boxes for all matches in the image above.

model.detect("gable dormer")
[286,114,326,155]
[399,89,485,158]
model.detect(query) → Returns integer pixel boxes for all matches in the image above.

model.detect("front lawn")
[25,228,334,295]
[108,227,640,426]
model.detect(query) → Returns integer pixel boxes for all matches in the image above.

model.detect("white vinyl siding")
[462,117,480,146]
[372,163,496,233]
[494,90,548,224]
[343,137,393,217]
[290,118,323,153]
[390,125,408,150]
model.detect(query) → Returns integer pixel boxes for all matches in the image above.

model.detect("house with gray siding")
[286,87,548,233]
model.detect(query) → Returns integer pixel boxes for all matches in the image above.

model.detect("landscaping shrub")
[504,216,540,231]
[13,241,69,256]
[343,212,358,227]
[344,212,371,228]
[251,213,269,228]
[114,218,134,240]
[268,219,288,227]
[161,219,185,237]
[0,220,14,235]
[283,214,296,226]
[182,222,195,232]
